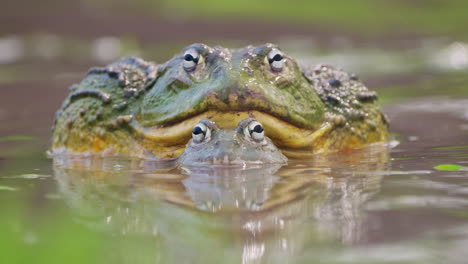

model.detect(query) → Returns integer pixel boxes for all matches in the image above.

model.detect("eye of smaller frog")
[192,122,211,143]
[183,49,203,72]
[244,120,265,142]
[267,48,285,72]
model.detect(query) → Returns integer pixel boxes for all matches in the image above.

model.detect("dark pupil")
[192,126,204,135]
[268,53,283,63]
[184,53,199,63]
[272,54,283,61]
[252,124,264,133]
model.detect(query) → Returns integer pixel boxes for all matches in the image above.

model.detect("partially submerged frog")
[179,118,287,165]
[51,43,388,160]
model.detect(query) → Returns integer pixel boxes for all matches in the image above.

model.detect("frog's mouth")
[130,110,333,158]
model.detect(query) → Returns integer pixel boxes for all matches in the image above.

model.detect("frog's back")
[52,57,158,156]
[299,64,388,154]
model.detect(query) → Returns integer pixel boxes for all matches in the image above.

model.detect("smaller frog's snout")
[210,154,243,165]
[179,118,288,166]
[207,140,246,165]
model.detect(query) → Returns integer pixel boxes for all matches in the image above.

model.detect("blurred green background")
[1,1,468,263]
[3,0,468,38]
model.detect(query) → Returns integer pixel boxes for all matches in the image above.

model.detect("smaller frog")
[178,118,287,166]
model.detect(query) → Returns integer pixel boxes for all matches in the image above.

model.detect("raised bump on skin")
[69,90,112,104]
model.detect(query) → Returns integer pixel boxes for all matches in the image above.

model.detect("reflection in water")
[53,145,389,263]
[180,165,282,212]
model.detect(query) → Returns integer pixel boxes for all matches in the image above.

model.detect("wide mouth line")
[134,110,302,133]
[146,104,317,129]
[130,110,330,149]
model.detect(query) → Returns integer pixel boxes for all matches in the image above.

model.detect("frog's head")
[134,43,326,155]
[178,118,287,166]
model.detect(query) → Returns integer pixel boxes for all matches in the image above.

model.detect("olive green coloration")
[51,43,388,160]
[137,44,324,129]
[178,119,288,166]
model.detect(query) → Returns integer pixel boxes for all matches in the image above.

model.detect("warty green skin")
[51,43,388,160]
[136,43,324,128]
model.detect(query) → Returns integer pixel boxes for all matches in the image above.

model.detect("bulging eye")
[267,48,285,72]
[192,122,211,143]
[244,120,265,142]
[183,48,203,72]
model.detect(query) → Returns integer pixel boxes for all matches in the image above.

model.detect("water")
[2,3,468,263]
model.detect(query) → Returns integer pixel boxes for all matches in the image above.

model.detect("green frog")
[51,43,388,160]
[179,118,287,165]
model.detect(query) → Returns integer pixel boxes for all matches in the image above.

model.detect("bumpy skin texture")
[52,43,388,159]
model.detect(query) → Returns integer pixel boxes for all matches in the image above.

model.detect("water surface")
[1,19,468,264]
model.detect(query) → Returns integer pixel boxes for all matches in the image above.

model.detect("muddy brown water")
[1,31,468,264]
